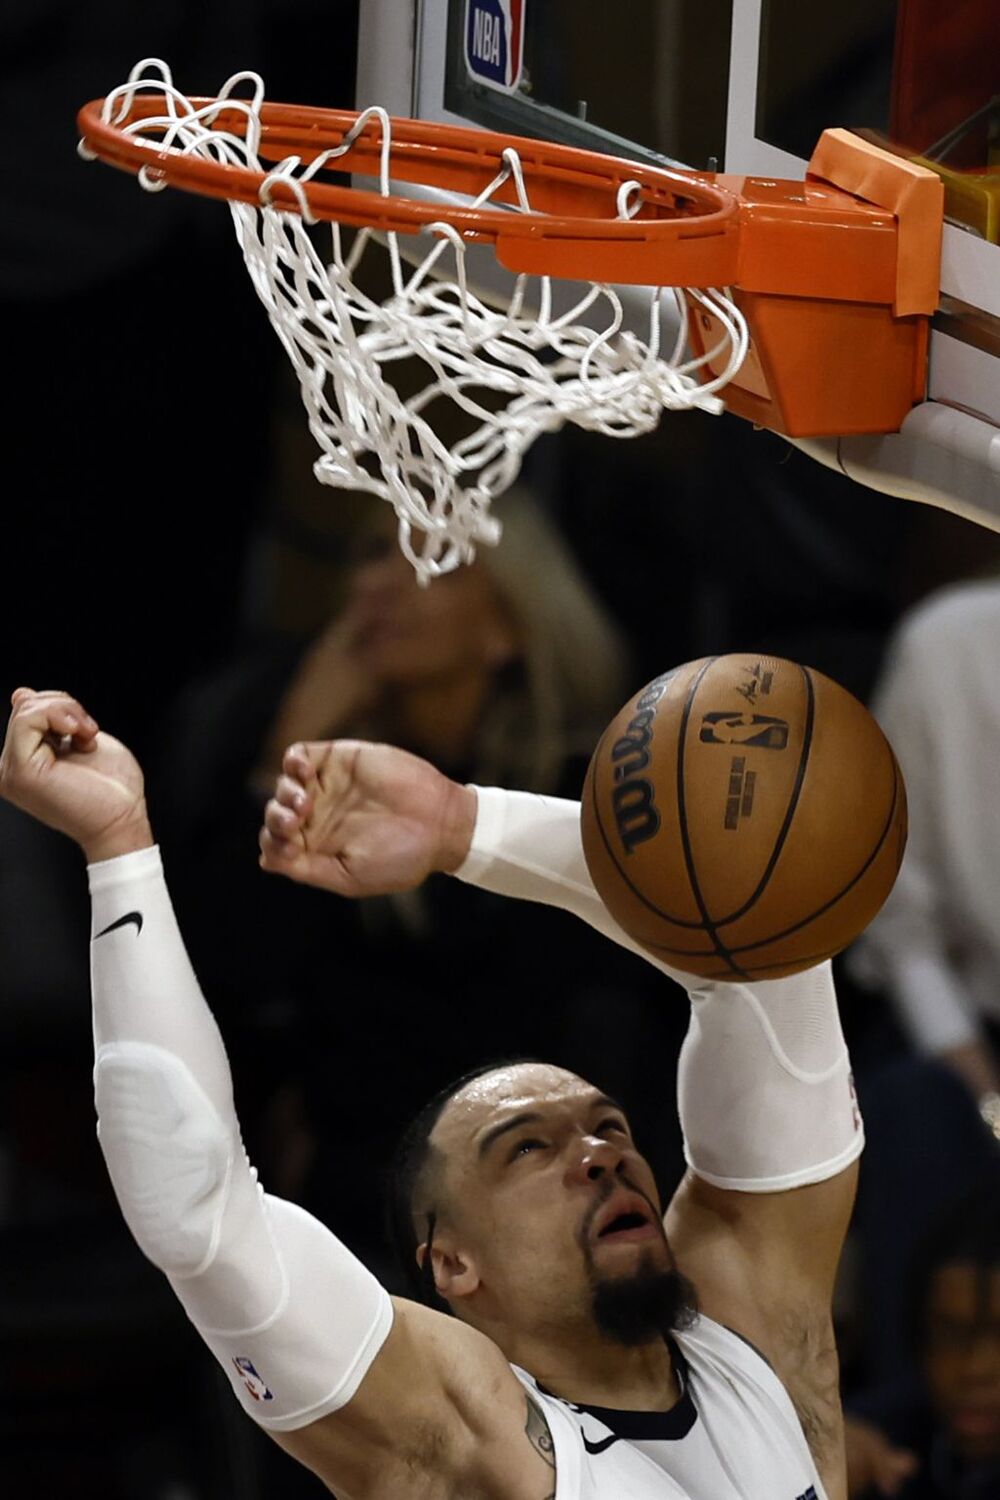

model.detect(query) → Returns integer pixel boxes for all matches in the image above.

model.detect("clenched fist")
[0,688,152,862]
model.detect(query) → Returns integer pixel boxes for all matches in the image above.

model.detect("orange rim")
[77,95,742,286]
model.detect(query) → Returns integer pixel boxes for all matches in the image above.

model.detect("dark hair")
[907,1167,1000,1351]
[384,1056,547,1308]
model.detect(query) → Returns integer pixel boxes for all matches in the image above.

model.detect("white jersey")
[512,1315,827,1500]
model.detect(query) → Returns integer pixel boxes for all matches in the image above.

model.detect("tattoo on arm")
[525,1392,556,1475]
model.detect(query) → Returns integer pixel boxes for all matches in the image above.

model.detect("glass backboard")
[355,0,1000,528]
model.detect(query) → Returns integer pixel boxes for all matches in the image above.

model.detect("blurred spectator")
[823,577,1000,1486]
[156,482,635,911]
[849,578,1000,1119]
[849,1055,999,1392]
[845,1169,1000,1499]
[250,485,636,798]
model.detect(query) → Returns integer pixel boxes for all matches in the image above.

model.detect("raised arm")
[0,693,553,1500]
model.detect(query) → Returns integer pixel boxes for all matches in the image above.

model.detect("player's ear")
[417,1235,480,1301]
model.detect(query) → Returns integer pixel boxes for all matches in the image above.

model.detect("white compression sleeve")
[455,786,863,1190]
[675,963,863,1191]
[455,786,694,986]
[89,846,392,1431]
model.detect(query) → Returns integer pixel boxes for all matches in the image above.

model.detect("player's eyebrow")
[477,1094,629,1159]
[478,1112,543,1158]
[590,1092,628,1120]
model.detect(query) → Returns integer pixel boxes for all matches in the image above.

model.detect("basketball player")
[0,686,863,1500]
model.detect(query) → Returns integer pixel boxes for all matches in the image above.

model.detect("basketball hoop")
[77,60,943,581]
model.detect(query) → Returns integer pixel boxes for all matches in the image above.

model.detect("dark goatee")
[591,1255,699,1347]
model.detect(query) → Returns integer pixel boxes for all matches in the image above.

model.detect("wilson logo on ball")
[609,672,673,853]
[699,713,789,749]
[612,780,661,853]
[582,654,907,982]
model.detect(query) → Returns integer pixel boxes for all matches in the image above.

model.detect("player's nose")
[565,1133,626,1186]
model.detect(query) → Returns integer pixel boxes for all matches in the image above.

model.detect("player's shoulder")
[673,1311,775,1378]
[387,1295,527,1410]
[284,1299,551,1499]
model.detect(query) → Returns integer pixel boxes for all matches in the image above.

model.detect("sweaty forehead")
[431,1063,595,1157]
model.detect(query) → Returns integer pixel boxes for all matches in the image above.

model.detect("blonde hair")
[470,486,634,793]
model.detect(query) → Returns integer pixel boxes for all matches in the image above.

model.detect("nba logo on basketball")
[465,0,525,92]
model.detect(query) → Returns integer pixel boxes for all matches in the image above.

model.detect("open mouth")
[595,1199,660,1244]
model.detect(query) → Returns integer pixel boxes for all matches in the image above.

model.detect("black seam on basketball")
[588,710,707,931]
[687,951,835,977]
[634,945,834,978]
[644,943,835,976]
[723,749,901,956]
[675,659,754,980]
[632,926,839,977]
[711,662,816,927]
[710,947,840,975]
[637,943,720,956]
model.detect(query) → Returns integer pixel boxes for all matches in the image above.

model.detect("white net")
[82,60,749,582]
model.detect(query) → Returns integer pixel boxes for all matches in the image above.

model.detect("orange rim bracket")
[806,128,944,317]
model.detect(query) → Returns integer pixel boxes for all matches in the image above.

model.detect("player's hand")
[843,1413,919,1497]
[0,687,152,862]
[258,740,477,896]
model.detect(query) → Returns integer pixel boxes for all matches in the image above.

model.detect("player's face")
[345,543,518,686]
[428,1064,682,1340]
[922,1263,1000,1461]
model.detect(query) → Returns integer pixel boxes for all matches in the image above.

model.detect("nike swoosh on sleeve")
[95,911,144,938]
[581,1432,620,1455]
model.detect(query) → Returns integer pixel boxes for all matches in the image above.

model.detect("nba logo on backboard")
[465,1,525,93]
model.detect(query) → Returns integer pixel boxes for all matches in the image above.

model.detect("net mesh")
[81,60,749,581]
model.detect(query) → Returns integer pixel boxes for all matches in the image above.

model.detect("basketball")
[580,655,907,981]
